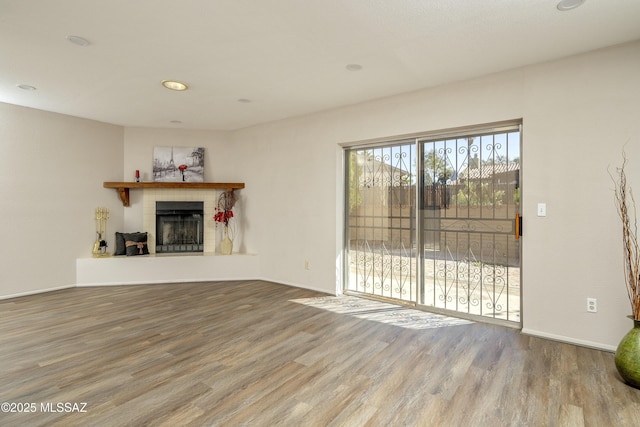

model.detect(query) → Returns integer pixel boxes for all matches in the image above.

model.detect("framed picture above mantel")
[153,146,205,182]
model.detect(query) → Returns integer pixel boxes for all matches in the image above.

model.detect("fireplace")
[155,201,204,253]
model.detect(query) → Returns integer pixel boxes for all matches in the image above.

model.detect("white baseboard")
[521,328,617,353]
[257,277,335,296]
[0,284,75,300]
[78,276,261,287]
[0,277,325,300]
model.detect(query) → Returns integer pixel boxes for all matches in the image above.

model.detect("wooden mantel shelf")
[104,182,245,206]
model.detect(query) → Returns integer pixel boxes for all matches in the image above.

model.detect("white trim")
[521,328,616,353]
[77,277,260,287]
[0,284,75,300]
[339,119,522,149]
[259,277,334,296]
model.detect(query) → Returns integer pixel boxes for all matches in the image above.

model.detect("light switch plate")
[537,203,547,217]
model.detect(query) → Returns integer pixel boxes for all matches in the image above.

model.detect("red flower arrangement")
[213,208,234,226]
[214,191,236,229]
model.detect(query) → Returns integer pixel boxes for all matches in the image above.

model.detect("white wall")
[0,103,123,297]
[231,40,640,349]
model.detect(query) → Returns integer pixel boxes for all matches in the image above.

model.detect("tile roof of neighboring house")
[457,162,520,180]
[357,154,410,175]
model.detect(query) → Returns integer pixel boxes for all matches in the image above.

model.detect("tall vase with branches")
[613,152,640,388]
[613,153,640,320]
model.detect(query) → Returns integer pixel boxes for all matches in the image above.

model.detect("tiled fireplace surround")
[142,188,216,253]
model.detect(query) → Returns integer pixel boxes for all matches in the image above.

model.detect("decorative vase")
[220,227,233,255]
[615,317,640,388]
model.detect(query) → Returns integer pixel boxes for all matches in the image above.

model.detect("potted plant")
[613,152,640,387]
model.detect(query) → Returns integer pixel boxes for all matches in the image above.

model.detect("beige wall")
[0,103,123,297]
[1,40,639,350]
[521,41,640,348]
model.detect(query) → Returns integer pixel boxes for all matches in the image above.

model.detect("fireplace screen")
[156,201,204,253]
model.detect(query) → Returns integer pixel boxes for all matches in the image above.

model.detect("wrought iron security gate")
[345,123,521,324]
[420,129,521,322]
[345,142,418,303]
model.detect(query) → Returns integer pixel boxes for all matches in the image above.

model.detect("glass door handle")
[515,213,522,240]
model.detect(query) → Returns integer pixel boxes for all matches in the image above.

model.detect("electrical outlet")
[587,298,597,313]
[304,260,311,270]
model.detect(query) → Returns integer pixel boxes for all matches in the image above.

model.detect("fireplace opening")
[156,201,204,253]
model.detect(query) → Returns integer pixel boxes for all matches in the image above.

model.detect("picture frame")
[153,146,205,182]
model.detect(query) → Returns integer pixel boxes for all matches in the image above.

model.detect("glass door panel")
[420,131,521,322]
[345,143,417,302]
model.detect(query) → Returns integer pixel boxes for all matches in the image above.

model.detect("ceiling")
[1,0,639,131]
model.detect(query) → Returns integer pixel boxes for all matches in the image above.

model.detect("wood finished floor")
[1,280,639,427]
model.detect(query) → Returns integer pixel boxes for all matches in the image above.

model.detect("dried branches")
[217,190,236,212]
[613,152,640,320]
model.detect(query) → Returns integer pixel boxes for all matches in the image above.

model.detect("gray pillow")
[114,232,128,256]
[123,232,149,256]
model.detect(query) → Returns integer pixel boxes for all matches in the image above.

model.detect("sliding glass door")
[344,123,521,324]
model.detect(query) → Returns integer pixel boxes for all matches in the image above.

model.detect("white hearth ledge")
[76,253,259,286]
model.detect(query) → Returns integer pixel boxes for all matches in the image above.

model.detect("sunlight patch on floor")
[290,296,473,330]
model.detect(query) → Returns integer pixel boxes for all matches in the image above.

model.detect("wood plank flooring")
[1,280,639,426]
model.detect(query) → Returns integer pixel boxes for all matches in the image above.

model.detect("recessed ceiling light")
[557,0,585,11]
[237,98,252,103]
[346,64,363,71]
[161,80,189,91]
[66,35,90,47]
[16,84,36,91]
